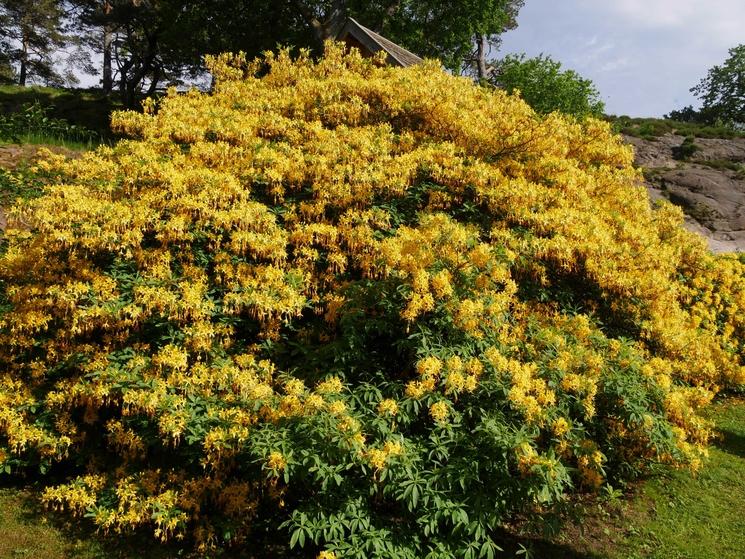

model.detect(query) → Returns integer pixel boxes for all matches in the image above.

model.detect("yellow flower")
[405,380,427,400]
[284,379,306,396]
[327,400,347,416]
[430,270,453,298]
[316,376,344,395]
[377,398,399,416]
[416,356,443,379]
[267,451,286,472]
[552,417,570,438]
[429,401,449,424]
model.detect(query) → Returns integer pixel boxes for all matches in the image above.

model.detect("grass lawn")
[0,397,743,558]
[606,396,745,559]
[529,395,745,559]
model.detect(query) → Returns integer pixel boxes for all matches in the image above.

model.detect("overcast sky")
[497,0,745,117]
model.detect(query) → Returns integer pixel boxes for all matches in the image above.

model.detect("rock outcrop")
[626,133,745,253]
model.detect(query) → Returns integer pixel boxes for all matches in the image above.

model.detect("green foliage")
[3,399,743,558]
[672,136,699,160]
[0,165,47,205]
[69,0,525,106]
[0,84,118,136]
[491,53,605,119]
[608,115,745,140]
[691,44,745,127]
[664,105,703,123]
[692,159,745,180]
[0,53,16,84]
[0,100,100,145]
[0,0,73,86]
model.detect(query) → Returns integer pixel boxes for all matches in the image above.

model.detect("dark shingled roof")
[336,17,423,68]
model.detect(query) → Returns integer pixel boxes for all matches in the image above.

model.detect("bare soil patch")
[0,144,78,170]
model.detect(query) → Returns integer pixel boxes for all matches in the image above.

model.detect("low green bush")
[672,136,700,160]
[608,116,745,140]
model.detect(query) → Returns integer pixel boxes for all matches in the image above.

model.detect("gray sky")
[498,0,745,117]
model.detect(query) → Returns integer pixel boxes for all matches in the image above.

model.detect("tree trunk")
[121,31,159,109]
[294,0,347,44]
[118,58,134,104]
[102,1,113,95]
[19,31,29,86]
[476,34,488,80]
[146,66,160,97]
[103,26,113,95]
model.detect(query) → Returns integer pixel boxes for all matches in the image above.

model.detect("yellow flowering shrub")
[1,43,744,557]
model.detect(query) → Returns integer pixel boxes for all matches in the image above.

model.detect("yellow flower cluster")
[377,398,399,417]
[365,440,404,471]
[267,451,287,473]
[429,401,450,424]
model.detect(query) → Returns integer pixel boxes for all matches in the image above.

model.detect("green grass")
[610,396,745,559]
[0,484,187,559]
[0,134,99,152]
[691,159,745,180]
[0,485,109,559]
[0,85,118,138]
[0,166,48,207]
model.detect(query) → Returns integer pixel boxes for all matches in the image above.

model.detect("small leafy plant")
[672,136,700,160]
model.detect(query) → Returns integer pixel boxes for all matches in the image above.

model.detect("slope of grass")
[612,396,745,559]
[0,85,118,138]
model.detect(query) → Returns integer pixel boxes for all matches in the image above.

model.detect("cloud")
[499,0,744,116]
[602,0,698,27]
[599,57,631,73]
[598,0,745,46]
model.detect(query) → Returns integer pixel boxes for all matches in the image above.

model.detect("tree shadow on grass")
[1,480,185,559]
[493,527,610,559]
[716,428,745,459]
[3,480,299,559]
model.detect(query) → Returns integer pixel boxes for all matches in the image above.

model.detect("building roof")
[336,17,423,68]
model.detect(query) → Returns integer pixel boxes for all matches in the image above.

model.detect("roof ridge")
[338,17,422,68]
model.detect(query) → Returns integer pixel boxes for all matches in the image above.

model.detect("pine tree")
[0,0,70,86]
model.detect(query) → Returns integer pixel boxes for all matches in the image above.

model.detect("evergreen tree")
[0,0,70,86]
